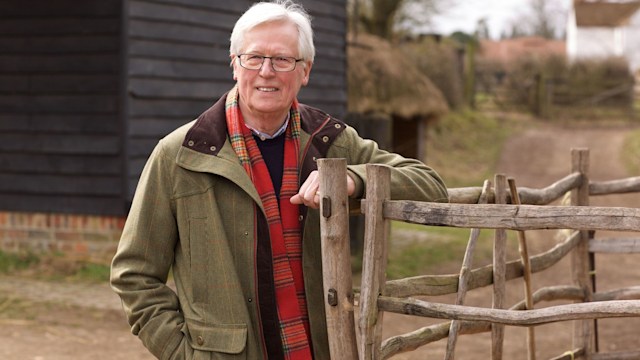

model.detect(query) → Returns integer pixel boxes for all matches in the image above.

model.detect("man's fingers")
[290,194,303,204]
[290,171,355,209]
[290,171,320,208]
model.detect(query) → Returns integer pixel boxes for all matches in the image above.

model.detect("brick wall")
[0,211,125,264]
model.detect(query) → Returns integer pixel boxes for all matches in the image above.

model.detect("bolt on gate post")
[318,158,359,359]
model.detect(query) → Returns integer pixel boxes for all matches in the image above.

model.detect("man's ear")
[230,55,238,80]
[302,61,313,86]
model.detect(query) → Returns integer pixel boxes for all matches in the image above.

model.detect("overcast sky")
[427,0,572,39]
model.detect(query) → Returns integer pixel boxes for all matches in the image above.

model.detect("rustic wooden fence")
[482,74,637,120]
[317,148,640,360]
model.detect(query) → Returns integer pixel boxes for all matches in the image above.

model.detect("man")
[110,1,448,359]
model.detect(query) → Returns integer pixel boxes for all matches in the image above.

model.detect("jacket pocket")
[185,318,247,360]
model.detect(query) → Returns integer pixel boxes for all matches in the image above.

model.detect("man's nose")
[259,58,276,76]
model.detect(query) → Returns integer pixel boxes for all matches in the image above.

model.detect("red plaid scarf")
[225,86,312,359]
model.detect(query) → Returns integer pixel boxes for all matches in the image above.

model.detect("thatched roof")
[347,33,448,120]
[575,1,640,27]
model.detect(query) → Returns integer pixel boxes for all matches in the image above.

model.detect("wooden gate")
[318,148,640,359]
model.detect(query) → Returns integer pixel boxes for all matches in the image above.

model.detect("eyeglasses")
[236,54,303,72]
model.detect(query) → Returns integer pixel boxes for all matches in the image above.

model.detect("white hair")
[229,0,315,63]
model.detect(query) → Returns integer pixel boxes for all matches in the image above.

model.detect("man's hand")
[290,170,355,209]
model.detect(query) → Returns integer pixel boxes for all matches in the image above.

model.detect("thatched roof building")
[347,33,448,120]
[346,33,448,162]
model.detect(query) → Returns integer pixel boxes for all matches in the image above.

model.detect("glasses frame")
[236,54,304,72]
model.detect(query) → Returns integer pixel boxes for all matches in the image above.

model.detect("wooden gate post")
[318,158,359,360]
[492,174,508,360]
[358,164,391,360]
[571,148,594,358]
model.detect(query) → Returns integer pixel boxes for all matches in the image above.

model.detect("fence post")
[571,148,594,359]
[445,179,492,360]
[358,164,391,360]
[492,174,508,360]
[508,178,536,360]
[464,41,477,109]
[318,158,359,360]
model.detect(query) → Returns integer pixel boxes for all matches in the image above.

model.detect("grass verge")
[622,128,640,175]
[387,221,519,279]
[0,250,110,283]
[426,108,516,188]
[0,251,39,274]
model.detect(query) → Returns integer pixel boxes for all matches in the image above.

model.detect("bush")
[561,57,632,105]
[400,37,465,109]
[501,55,634,116]
[502,54,568,109]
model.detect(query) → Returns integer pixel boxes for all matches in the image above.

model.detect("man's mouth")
[257,87,278,92]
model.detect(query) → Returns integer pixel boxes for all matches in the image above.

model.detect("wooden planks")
[0,0,124,215]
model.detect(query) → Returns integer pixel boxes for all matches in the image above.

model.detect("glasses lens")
[238,55,298,72]
[240,55,263,69]
[272,57,295,71]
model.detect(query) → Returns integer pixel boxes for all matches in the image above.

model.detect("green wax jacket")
[110,93,448,360]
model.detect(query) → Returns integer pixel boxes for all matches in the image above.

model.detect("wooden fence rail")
[447,173,640,205]
[384,230,581,298]
[382,202,640,232]
[317,148,640,360]
[378,298,640,326]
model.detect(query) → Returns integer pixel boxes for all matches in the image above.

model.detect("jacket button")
[298,215,304,221]
[197,335,204,346]
[244,231,249,236]
[210,146,216,152]
[248,298,253,302]
[334,123,341,129]
[188,140,195,146]
[322,136,329,143]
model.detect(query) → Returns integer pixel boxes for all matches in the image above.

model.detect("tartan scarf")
[225,86,312,359]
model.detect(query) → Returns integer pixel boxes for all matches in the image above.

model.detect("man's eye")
[274,57,292,63]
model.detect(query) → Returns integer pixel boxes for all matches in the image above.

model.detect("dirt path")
[1,121,639,359]
[0,276,154,360]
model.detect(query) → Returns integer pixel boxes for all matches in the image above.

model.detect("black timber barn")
[0,0,347,216]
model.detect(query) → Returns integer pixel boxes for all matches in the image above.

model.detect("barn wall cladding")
[0,1,125,215]
[0,0,347,216]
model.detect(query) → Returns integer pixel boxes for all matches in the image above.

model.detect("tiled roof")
[479,36,566,66]
[575,1,640,27]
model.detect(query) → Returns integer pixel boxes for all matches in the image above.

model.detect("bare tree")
[504,0,567,39]
[475,18,490,40]
[529,0,556,39]
[350,0,448,39]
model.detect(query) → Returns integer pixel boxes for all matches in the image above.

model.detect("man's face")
[232,21,312,123]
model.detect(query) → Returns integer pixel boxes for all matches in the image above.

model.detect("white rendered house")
[567,0,640,74]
